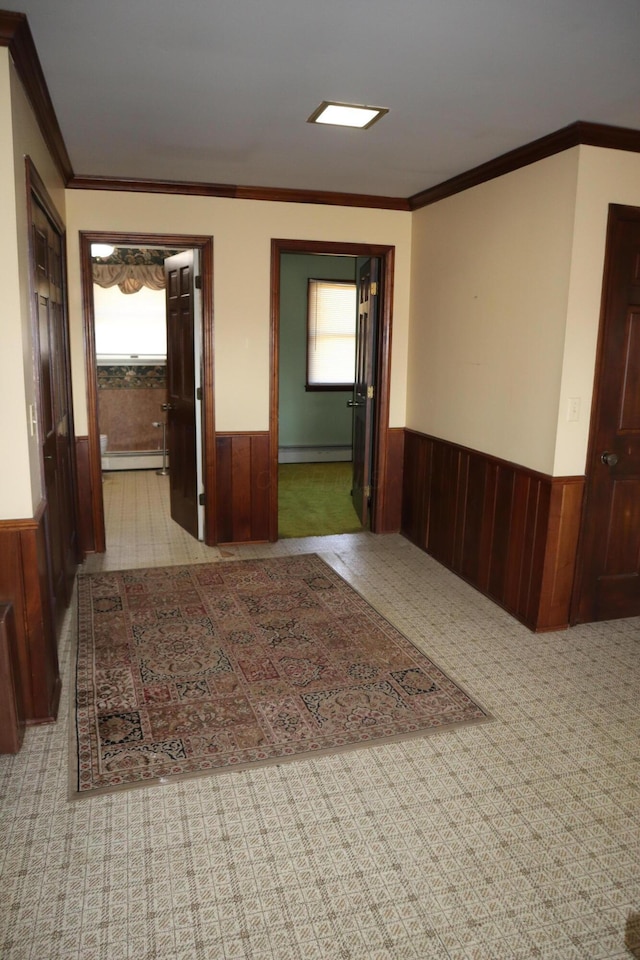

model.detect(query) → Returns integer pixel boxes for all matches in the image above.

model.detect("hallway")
[1,470,639,959]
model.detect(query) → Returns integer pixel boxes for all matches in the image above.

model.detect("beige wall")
[407,144,640,478]
[4,49,640,520]
[0,50,28,519]
[0,51,66,520]
[407,149,581,476]
[554,145,640,474]
[64,191,412,436]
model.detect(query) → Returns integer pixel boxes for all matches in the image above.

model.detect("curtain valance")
[92,264,165,295]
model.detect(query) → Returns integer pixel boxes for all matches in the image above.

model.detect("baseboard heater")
[101,451,167,471]
[278,445,352,464]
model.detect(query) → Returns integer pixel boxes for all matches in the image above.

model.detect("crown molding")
[58,122,640,212]
[408,121,640,210]
[2,9,640,213]
[0,10,73,184]
[67,174,411,211]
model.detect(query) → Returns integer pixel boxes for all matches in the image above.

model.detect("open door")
[573,205,640,622]
[164,250,200,539]
[270,239,395,542]
[351,258,379,527]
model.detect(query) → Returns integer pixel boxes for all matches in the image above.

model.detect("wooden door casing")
[79,232,215,552]
[573,204,640,623]
[32,189,78,622]
[270,239,395,542]
[351,259,379,527]
[164,250,199,539]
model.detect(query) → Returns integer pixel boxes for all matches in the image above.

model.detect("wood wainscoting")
[75,436,95,555]
[401,430,585,631]
[0,501,61,722]
[215,432,271,544]
[375,427,405,534]
[215,428,404,544]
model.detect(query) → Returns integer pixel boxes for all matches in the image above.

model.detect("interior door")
[573,204,640,623]
[32,196,78,621]
[351,258,379,527]
[164,250,199,539]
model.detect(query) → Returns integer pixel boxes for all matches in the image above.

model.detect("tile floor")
[1,469,640,959]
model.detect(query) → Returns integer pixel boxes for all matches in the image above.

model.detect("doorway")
[80,231,215,551]
[572,204,640,623]
[27,159,80,635]
[270,239,395,541]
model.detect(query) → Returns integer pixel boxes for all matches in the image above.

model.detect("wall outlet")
[567,397,580,422]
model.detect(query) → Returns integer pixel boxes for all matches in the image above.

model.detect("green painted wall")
[279,253,356,452]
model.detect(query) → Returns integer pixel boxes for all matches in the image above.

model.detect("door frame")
[269,238,395,540]
[570,203,640,623]
[26,157,81,610]
[80,231,215,550]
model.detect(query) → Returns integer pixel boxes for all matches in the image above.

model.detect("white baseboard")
[101,452,167,471]
[278,445,352,464]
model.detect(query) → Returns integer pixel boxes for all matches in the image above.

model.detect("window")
[306,279,357,390]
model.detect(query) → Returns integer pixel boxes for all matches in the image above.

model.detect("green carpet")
[278,461,364,538]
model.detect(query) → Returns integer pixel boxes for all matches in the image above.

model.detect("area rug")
[73,555,489,796]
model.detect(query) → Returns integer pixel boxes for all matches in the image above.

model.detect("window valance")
[92,263,166,295]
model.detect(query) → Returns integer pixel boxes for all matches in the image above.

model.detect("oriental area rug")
[73,555,489,796]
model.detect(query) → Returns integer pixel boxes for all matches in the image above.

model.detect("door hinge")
[199,493,206,506]
[195,274,202,289]
[370,281,378,296]
[367,385,374,400]
[196,386,202,400]
[364,485,371,498]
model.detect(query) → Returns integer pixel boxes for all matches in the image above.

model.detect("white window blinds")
[307,280,357,387]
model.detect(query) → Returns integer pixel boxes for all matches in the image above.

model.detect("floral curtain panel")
[92,247,182,295]
[92,263,165,295]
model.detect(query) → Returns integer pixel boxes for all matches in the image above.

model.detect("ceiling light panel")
[308,101,388,129]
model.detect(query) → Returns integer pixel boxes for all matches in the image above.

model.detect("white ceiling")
[6,0,640,198]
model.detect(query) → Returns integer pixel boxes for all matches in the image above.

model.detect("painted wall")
[0,51,66,520]
[4,46,640,521]
[407,144,640,478]
[407,148,580,476]
[554,145,640,475]
[64,191,412,437]
[279,253,355,451]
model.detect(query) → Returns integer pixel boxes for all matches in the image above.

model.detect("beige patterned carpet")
[74,554,489,795]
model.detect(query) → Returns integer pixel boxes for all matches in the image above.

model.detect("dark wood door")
[351,259,379,527]
[574,205,640,623]
[32,197,78,621]
[164,250,199,538]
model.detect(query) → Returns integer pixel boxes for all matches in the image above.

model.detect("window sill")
[305,384,354,392]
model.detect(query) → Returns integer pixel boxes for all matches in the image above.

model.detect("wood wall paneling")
[0,603,26,753]
[537,479,585,629]
[401,430,584,631]
[459,452,488,585]
[401,429,430,549]
[75,436,94,555]
[375,427,405,533]
[215,433,270,544]
[0,504,61,722]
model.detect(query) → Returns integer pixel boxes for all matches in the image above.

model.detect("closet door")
[31,184,79,625]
